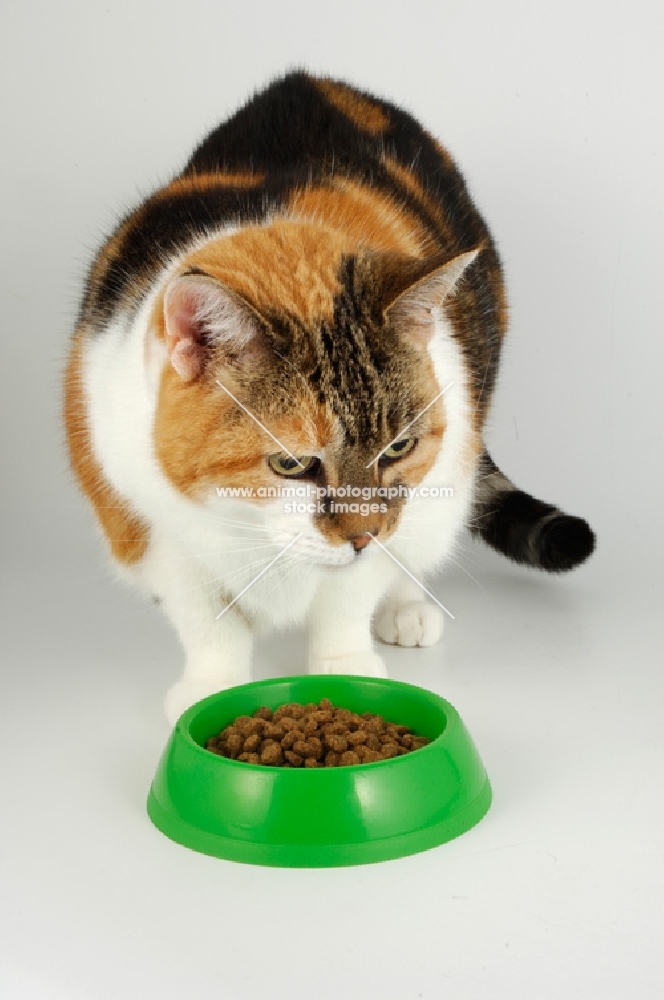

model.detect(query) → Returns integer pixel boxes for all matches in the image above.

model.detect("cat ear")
[384,249,480,346]
[163,274,265,381]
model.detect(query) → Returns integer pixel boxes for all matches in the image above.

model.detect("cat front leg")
[307,551,399,677]
[374,577,445,647]
[163,608,252,727]
[135,534,253,725]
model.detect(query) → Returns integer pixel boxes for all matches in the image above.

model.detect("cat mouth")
[270,531,359,567]
[298,536,357,567]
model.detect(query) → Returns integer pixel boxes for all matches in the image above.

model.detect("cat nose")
[350,533,374,552]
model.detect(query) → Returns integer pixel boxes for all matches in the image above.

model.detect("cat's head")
[152,222,479,565]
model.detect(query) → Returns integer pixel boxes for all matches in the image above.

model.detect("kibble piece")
[305,736,323,759]
[295,739,321,759]
[357,747,381,763]
[323,721,348,737]
[302,715,320,735]
[243,733,262,753]
[325,733,348,753]
[319,698,333,711]
[237,752,261,765]
[339,750,361,766]
[284,750,303,767]
[260,741,284,766]
[234,715,261,736]
[304,757,322,768]
[365,733,382,752]
[379,741,400,759]
[253,706,273,721]
[274,703,305,721]
[262,722,286,740]
[347,729,368,747]
[277,716,300,731]
[280,730,300,750]
[225,732,244,757]
[324,751,340,767]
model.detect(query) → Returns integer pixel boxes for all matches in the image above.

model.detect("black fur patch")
[471,454,596,572]
[535,513,596,572]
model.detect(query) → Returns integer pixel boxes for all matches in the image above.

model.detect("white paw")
[375,601,444,647]
[309,651,388,678]
[164,676,230,727]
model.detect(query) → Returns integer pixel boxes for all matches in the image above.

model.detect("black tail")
[470,452,596,572]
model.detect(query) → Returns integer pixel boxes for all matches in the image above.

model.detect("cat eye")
[380,437,417,462]
[268,454,319,477]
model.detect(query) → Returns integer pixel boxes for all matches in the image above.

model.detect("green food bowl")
[147,675,491,867]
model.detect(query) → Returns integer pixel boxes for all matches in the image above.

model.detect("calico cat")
[64,72,595,724]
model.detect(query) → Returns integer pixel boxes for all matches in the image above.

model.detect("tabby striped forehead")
[262,255,436,454]
[305,256,424,448]
[179,221,438,454]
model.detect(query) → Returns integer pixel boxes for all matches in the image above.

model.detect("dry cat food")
[205,698,431,767]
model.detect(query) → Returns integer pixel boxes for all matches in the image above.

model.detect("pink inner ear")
[390,300,436,346]
[170,338,201,380]
[387,249,480,347]
[163,274,265,380]
[164,280,209,381]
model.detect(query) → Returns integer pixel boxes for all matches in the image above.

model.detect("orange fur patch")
[154,363,337,500]
[156,171,265,200]
[288,177,434,256]
[315,78,390,134]
[176,220,357,326]
[64,331,149,564]
[154,366,265,496]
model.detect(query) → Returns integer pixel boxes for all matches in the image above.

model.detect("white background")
[1,1,663,997]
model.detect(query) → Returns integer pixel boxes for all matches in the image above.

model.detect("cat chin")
[315,551,361,568]
[268,529,359,568]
